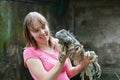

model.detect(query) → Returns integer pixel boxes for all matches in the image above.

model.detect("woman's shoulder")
[23,46,40,59]
[24,46,34,50]
[23,46,35,53]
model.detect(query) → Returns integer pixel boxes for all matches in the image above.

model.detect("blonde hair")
[23,12,56,49]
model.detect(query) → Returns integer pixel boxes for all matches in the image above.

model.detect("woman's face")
[29,20,50,45]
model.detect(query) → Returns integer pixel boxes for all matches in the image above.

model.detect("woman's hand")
[74,45,83,57]
[74,51,91,68]
[65,51,91,78]
[82,51,91,65]
[75,51,98,69]
[58,45,70,63]
[68,45,83,60]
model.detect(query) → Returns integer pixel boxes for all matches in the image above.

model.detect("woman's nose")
[39,29,45,35]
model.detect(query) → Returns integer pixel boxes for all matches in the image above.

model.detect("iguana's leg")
[94,61,101,78]
[86,67,93,80]
[89,51,101,78]
[80,71,85,80]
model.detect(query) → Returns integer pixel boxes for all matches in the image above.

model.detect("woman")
[23,11,92,80]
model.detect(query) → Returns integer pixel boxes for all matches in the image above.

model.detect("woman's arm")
[66,52,91,78]
[26,52,67,80]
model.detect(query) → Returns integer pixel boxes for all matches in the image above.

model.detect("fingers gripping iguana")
[55,29,101,80]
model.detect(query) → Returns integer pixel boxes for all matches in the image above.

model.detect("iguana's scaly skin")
[55,29,101,80]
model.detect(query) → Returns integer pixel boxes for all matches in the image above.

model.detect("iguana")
[55,29,101,80]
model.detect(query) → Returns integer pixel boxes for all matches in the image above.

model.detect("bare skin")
[23,12,93,80]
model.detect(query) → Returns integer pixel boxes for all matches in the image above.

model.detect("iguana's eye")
[61,31,64,34]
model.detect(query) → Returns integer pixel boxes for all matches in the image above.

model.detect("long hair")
[23,12,57,49]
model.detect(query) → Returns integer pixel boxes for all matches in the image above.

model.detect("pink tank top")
[23,47,70,80]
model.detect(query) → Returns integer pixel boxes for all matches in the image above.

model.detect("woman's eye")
[41,25,45,29]
[33,29,39,32]
[42,27,45,29]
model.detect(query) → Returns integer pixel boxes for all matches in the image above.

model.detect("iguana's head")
[55,29,80,47]
[55,29,85,59]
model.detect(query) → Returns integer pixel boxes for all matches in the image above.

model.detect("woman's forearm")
[28,53,67,80]
[43,53,68,80]
[67,59,90,78]
[67,63,85,78]
[44,61,65,80]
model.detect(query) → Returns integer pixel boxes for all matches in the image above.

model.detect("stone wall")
[0,0,120,80]
[65,0,120,80]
